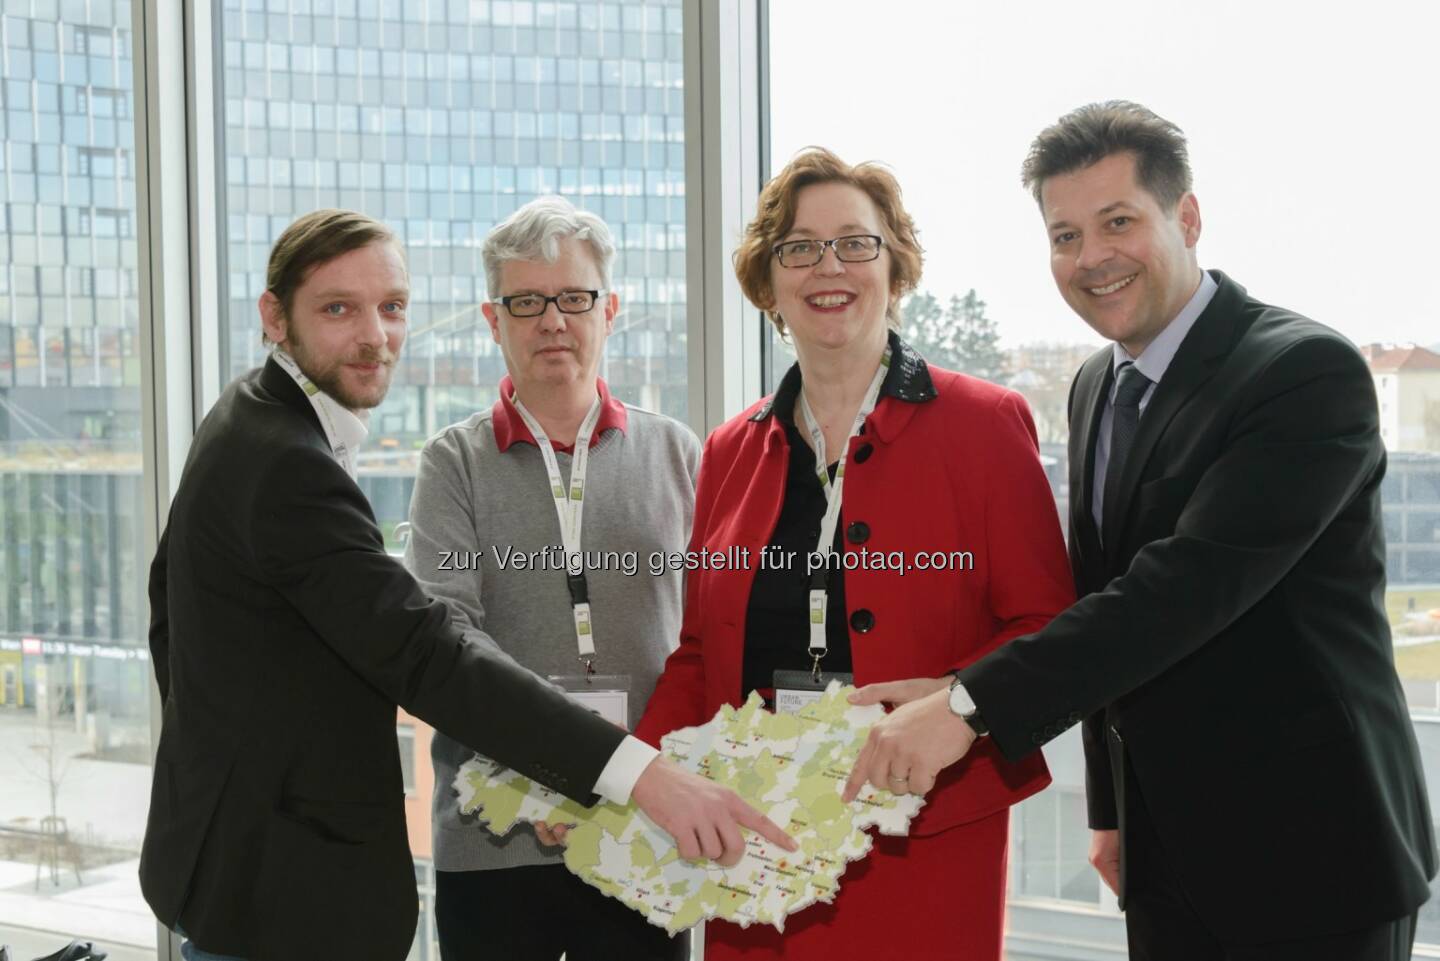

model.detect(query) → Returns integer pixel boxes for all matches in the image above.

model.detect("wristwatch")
[947,675,989,737]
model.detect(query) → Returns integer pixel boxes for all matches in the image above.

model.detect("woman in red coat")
[634,147,1074,960]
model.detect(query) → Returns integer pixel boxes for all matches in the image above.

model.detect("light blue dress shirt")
[1091,269,1219,529]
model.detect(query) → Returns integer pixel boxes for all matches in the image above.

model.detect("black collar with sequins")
[749,329,938,423]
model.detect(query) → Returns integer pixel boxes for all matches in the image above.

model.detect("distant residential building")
[1385,452,1440,585]
[1363,343,1440,452]
[1005,342,1102,444]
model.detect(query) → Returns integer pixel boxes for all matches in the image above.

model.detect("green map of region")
[454,683,925,933]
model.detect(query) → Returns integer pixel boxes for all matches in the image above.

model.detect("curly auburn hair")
[734,147,923,336]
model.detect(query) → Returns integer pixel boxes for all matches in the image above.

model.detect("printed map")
[454,683,925,932]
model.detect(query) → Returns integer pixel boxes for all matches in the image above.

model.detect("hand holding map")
[454,683,926,933]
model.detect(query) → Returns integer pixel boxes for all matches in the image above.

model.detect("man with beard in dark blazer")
[141,209,794,961]
[845,102,1435,959]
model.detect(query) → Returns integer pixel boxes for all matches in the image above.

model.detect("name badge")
[550,673,631,729]
[772,668,853,714]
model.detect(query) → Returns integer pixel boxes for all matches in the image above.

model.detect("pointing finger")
[843,735,877,802]
[732,798,798,852]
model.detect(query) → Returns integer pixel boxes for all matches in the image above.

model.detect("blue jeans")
[176,928,247,961]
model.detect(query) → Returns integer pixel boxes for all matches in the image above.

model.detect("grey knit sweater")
[403,400,699,873]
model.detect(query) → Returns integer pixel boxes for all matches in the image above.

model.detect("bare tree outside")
[901,289,1008,384]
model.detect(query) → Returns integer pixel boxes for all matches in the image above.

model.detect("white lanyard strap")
[511,392,605,669]
[271,348,357,478]
[798,346,891,675]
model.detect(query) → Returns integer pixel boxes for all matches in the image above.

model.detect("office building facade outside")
[219,0,690,463]
[1,2,686,956]
[1,6,689,705]
[0,3,150,763]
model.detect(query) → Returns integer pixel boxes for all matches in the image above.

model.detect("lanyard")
[798,346,891,679]
[270,348,358,479]
[511,391,605,672]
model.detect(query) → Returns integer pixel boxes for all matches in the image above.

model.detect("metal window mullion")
[132,0,196,957]
[683,0,763,437]
[27,474,43,634]
[188,0,223,413]
[103,472,120,640]
[1053,787,1064,899]
[3,474,17,628]
[82,472,99,636]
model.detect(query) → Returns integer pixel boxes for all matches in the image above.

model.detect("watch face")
[948,682,977,718]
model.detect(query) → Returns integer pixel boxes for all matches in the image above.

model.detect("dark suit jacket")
[958,271,1436,944]
[140,358,627,960]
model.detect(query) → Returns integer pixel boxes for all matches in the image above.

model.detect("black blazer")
[959,271,1435,943]
[140,359,627,960]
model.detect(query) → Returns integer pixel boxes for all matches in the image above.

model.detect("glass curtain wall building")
[219,0,688,548]
[0,6,145,710]
[0,2,154,953]
[2,1,686,957]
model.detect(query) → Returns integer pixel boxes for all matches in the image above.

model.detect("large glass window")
[214,3,686,956]
[0,2,153,957]
[769,2,1439,956]
[218,0,687,545]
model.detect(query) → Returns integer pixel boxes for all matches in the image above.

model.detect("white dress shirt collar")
[316,392,370,478]
[271,349,370,478]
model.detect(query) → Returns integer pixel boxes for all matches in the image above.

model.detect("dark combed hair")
[264,209,398,336]
[1020,101,1193,208]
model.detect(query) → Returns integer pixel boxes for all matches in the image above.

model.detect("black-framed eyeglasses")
[772,235,883,268]
[497,290,605,317]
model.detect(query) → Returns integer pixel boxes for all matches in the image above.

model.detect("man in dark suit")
[845,102,1436,958]
[142,209,793,961]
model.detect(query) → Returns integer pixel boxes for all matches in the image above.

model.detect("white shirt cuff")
[592,735,660,805]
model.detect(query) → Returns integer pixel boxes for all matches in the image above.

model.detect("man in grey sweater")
[405,196,704,960]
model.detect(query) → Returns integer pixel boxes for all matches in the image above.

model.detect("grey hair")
[482,195,616,300]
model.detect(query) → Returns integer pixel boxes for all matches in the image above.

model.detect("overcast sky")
[769,0,1440,350]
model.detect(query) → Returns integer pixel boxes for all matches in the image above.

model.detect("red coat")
[635,341,1075,956]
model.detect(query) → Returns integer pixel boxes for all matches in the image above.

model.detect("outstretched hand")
[841,687,977,801]
[632,756,798,866]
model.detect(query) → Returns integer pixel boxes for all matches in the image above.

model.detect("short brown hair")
[1021,101,1193,209]
[734,147,923,336]
[263,209,399,342]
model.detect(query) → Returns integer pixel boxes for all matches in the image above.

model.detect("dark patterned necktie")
[1104,361,1153,523]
